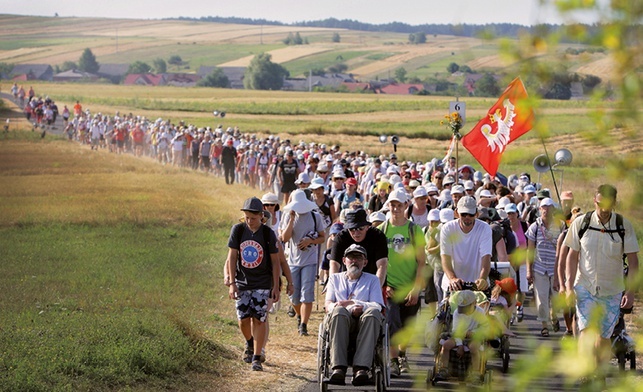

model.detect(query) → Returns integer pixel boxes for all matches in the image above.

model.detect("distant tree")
[153,58,167,73]
[544,82,572,100]
[447,62,460,74]
[243,53,289,90]
[0,62,12,77]
[327,63,348,74]
[304,68,326,77]
[283,32,294,45]
[303,37,309,45]
[197,67,229,88]
[78,48,99,73]
[408,76,422,84]
[408,33,416,44]
[61,61,78,72]
[414,32,427,44]
[394,67,408,83]
[168,55,183,65]
[332,32,341,43]
[582,74,602,89]
[294,32,303,45]
[476,73,500,97]
[128,61,152,74]
[459,65,473,73]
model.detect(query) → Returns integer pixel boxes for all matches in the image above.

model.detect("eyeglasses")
[460,213,475,218]
[348,226,367,233]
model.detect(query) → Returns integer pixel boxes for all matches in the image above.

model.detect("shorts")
[235,289,270,322]
[117,140,124,148]
[387,294,421,337]
[281,182,298,194]
[289,264,317,305]
[574,284,621,339]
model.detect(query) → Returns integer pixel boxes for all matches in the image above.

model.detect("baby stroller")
[425,283,493,387]
[611,305,636,371]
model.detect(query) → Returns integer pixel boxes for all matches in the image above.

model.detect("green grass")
[0,224,238,392]
[284,50,371,77]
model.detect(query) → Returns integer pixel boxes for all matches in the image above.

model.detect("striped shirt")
[526,218,560,276]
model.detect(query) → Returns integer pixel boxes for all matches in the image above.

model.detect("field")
[0,14,617,81]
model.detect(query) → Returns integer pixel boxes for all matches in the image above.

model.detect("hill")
[0,14,614,82]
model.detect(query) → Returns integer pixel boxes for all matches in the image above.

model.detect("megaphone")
[379,135,388,144]
[533,154,550,173]
[391,135,399,145]
[554,148,572,166]
[220,111,226,118]
[213,110,219,117]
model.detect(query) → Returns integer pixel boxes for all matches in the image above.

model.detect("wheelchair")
[425,284,493,387]
[317,313,390,392]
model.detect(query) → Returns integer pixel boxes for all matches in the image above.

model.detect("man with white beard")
[324,244,384,386]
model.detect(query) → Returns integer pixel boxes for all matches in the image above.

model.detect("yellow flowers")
[441,112,463,140]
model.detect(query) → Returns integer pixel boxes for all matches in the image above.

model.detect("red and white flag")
[462,77,535,176]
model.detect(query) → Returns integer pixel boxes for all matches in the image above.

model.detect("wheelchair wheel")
[501,336,510,373]
[426,367,434,387]
[317,324,329,392]
[375,367,387,392]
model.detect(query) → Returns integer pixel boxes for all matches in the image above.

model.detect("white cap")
[464,180,474,190]
[540,197,556,208]
[385,188,409,206]
[439,208,455,223]
[428,208,441,222]
[413,186,428,198]
[457,196,478,215]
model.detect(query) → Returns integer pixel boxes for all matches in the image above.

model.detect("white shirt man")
[440,196,492,293]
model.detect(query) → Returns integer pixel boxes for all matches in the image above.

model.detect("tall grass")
[0,133,258,391]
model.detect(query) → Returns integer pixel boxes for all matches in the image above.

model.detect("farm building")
[53,69,100,82]
[10,64,54,81]
[197,66,246,89]
[97,64,129,83]
[282,73,357,91]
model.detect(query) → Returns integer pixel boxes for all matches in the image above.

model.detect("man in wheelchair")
[324,244,385,386]
[436,290,489,383]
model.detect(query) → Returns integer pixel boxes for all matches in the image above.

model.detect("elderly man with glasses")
[329,208,388,287]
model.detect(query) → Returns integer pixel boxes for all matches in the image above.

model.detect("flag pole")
[540,137,561,204]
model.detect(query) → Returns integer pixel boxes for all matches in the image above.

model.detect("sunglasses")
[460,213,476,218]
[263,204,276,207]
[348,226,367,233]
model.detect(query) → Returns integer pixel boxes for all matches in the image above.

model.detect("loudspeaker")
[533,154,550,173]
[554,148,572,166]
[379,135,387,143]
[391,135,399,145]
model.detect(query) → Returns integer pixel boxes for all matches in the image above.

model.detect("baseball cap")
[464,180,474,190]
[439,208,454,223]
[523,184,536,194]
[308,177,325,190]
[385,188,409,206]
[455,290,476,307]
[368,211,386,224]
[413,186,428,198]
[345,177,358,186]
[241,197,264,213]
[479,189,494,198]
[561,191,574,200]
[457,196,477,215]
[329,222,344,235]
[537,189,551,199]
[495,277,518,296]
[344,243,367,257]
[451,185,465,195]
[505,203,518,213]
[539,197,556,208]
[428,208,441,222]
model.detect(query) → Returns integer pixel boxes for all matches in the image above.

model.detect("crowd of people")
[12,92,638,385]
[218,121,638,387]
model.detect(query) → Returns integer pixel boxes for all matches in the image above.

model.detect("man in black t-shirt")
[329,208,388,286]
[225,197,281,371]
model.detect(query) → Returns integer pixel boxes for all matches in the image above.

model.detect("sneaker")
[299,323,308,336]
[260,348,266,363]
[242,345,253,363]
[251,360,263,371]
[389,359,401,378]
[552,319,560,332]
[297,315,301,328]
[517,305,524,323]
[287,305,296,317]
[398,356,410,373]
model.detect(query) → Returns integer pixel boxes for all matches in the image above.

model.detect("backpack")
[490,219,517,258]
[380,219,417,251]
[578,212,626,264]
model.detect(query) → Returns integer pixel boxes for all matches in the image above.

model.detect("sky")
[0,0,607,26]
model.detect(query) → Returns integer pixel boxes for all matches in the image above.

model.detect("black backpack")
[578,212,626,264]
